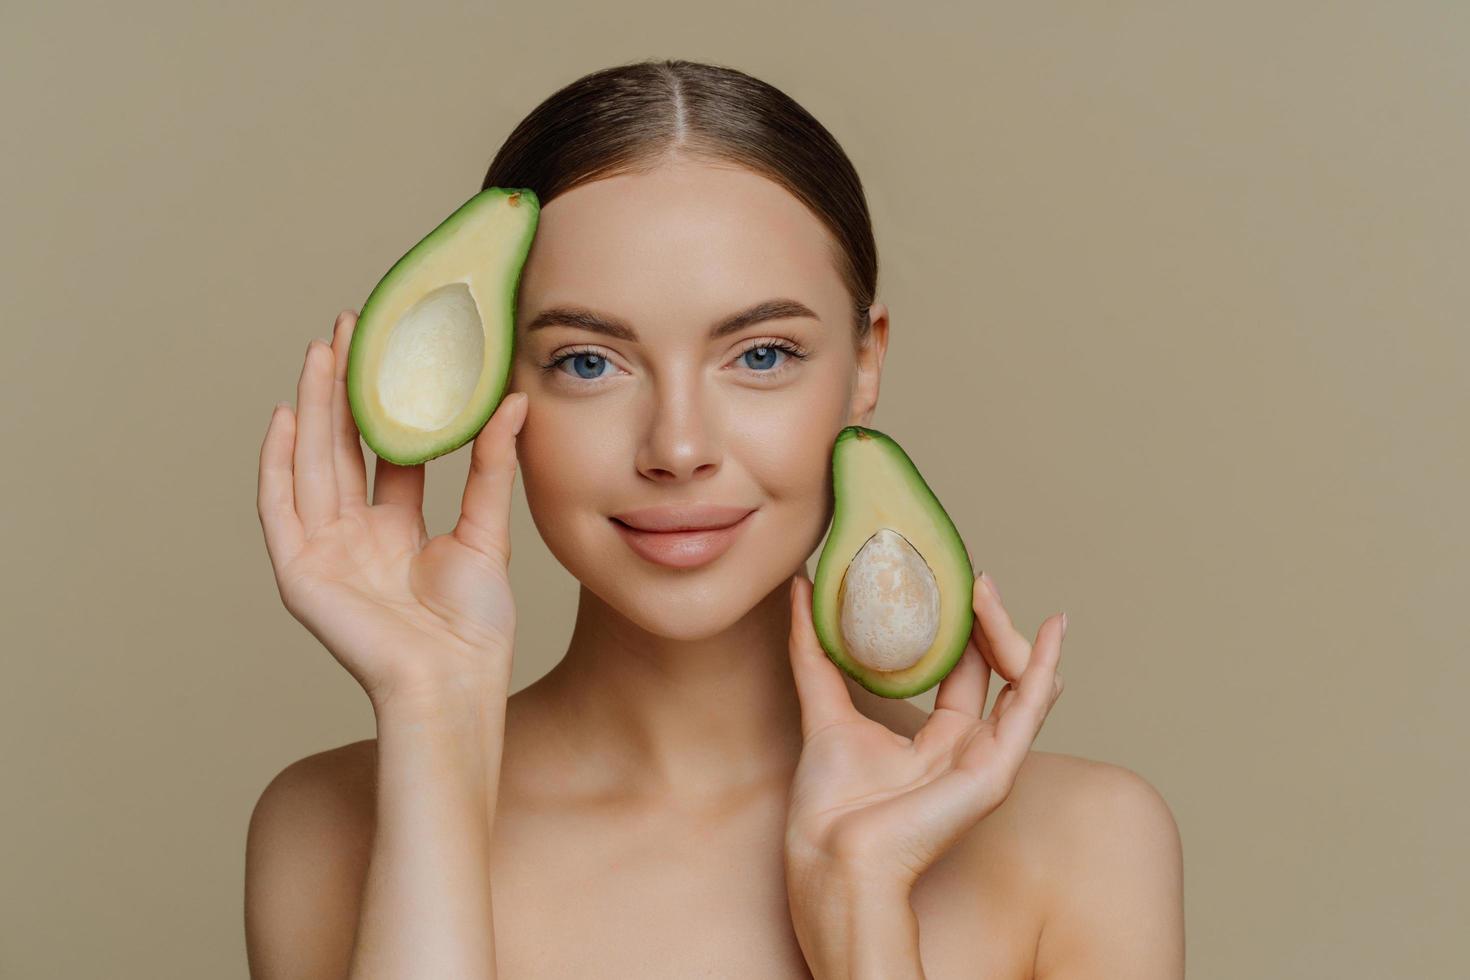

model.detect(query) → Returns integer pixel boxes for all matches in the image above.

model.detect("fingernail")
[1060,612,1069,637]
[275,400,290,412]
[980,571,999,599]
[511,393,529,435]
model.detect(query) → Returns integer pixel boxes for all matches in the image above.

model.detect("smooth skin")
[784,570,1067,883]
[247,156,1184,978]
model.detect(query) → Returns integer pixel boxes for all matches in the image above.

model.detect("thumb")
[788,572,861,741]
[452,391,528,563]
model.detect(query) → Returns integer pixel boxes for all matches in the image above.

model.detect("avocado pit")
[837,528,941,672]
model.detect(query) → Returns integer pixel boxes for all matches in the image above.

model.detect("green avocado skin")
[347,186,539,466]
[812,425,975,699]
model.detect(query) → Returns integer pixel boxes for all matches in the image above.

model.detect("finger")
[257,403,305,568]
[292,339,339,532]
[329,310,368,509]
[452,391,529,562]
[972,572,1033,682]
[933,635,988,718]
[964,546,1004,603]
[994,613,1066,766]
[788,573,864,741]
[967,561,1001,671]
[372,455,425,509]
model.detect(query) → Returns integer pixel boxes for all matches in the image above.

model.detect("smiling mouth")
[610,516,745,532]
[609,511,755,568]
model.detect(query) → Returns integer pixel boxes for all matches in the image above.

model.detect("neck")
[523,576,825,805]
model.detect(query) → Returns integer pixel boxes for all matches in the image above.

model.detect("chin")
[595,571,770,641]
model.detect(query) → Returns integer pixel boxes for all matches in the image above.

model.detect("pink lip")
[611,504,755,532]
[611,509,755,569]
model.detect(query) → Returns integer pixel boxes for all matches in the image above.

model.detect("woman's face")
[509,156,885,640]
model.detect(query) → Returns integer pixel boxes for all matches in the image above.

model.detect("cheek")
[512,417,623,602]
[727,408,839,534]
[516,410,617,513]
[725,366,852,470]
[517,422,619,580]
[736,378,850,491]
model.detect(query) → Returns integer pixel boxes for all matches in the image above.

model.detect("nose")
[633,371,721,482]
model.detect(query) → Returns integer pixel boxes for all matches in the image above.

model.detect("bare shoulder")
[997,750,1186,978]
[244,739,377,979]
[1004,749,1177,828]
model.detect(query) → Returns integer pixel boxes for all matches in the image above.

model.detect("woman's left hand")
[783,568,1067,894]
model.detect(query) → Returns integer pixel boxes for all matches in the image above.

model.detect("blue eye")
[542,338,809,383]
[741,345,784,371]
[559,351,611,380]
[735,339,808,375]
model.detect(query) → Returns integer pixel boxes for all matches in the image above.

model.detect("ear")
[847,302,890,428]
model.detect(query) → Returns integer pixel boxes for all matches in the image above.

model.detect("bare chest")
[484,792,1039,980]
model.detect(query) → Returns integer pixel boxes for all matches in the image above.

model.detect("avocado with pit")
[812,426,975,699]
[347,186,539,466]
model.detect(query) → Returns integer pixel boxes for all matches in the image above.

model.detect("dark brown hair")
[481,58,877,346]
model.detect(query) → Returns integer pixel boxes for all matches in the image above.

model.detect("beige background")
[2,1,1465,976]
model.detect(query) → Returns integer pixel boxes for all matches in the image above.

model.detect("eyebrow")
[524,297,821,342]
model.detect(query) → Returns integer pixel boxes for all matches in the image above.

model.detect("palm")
[787,703,1010,883]
[287,506,514,661]
[784,571,1066,888]
[257,310,528,701]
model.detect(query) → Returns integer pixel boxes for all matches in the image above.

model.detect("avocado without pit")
[347,186,540,465]
[812,426,975,699]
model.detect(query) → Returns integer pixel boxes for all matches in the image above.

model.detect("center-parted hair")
[482,58,878,346]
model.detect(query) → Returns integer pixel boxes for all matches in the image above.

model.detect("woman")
[246,59,1184,978]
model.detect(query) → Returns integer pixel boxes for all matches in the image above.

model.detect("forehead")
[516,159,847,332]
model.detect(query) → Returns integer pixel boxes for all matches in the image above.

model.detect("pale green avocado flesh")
[347,187,539,465]
[812,426,975,699]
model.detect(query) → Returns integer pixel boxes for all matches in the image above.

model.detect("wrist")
[787,860,922,980]
[368,664,509,725]
[373,680,508,819]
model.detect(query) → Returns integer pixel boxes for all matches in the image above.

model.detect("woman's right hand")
[256,309,529,710]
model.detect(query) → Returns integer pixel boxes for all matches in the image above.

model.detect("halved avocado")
[347,187,539,465]
[812,426,975,699]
